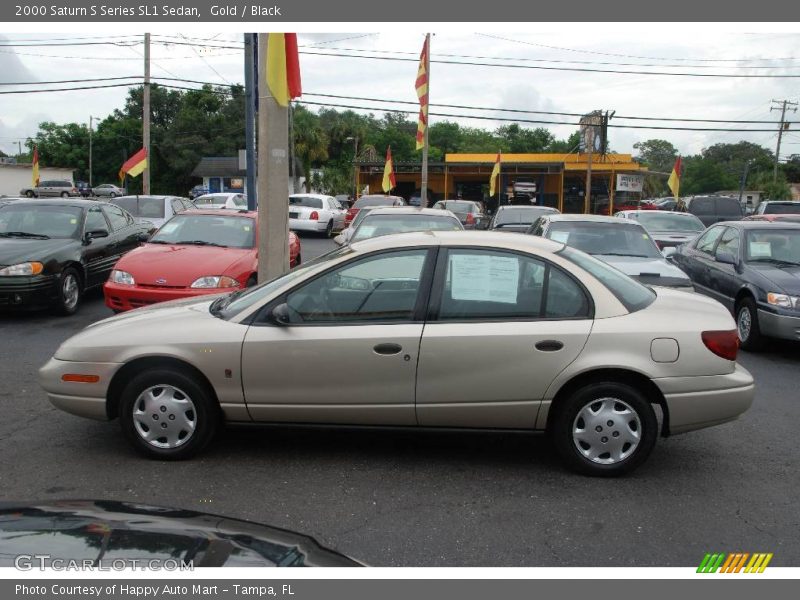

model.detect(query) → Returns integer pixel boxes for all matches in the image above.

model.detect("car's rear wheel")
[551,382,657,476]
[324,220,334,238]
[736,297,763,351]
[110,192,117,198]
[60,191,69,198]
[25,190,35,198]
[56,268,82,316]
[119,368,219,460]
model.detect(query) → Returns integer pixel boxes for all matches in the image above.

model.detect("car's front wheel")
[119,368,219,460]
[25,190,35,198]
[56,268,82,315]
[736,297,763,351]
[550,382,657,476]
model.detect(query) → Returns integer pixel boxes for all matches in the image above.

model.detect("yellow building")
[356,152,648,214]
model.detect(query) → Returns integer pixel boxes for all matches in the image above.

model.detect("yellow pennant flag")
[489,152,501,196]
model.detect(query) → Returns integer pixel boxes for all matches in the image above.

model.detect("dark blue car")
[672,221,800,350]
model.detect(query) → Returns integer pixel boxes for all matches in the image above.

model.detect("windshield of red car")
[150,214,255,248]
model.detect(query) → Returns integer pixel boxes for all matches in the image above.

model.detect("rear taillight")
[655,241,663,250]
[701,330,739,361]
[346,208,358,223]
[309,211,319,220]
[465,213,476,225]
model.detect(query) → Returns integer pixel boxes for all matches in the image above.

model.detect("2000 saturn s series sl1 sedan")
[39,231,755,476]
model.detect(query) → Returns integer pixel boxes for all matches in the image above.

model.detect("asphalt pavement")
[1,232,798,567]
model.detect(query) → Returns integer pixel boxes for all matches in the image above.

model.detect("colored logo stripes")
[697,552,773,573]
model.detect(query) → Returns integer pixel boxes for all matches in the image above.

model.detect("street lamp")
[88,115,103,188]
[346,135,359,201]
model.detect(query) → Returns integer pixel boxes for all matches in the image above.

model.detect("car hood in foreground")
[594,254,691,286]
[0,500,361,567]
[749,263,800,295]
[0,237,77,266]
[115,243,253,286]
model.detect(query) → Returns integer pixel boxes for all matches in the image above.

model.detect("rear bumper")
[104,281,226,312]
[39,357,122,421]
[654,363,755,435]
[0,275,58,310]
[757,308,800,341]
[289,218,328,233]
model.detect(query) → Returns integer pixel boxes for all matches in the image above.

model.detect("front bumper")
[289,218,328,233]
[104,281,230,312]
[0,274,58,310]
[39,357,123,421]
[757,308,800,341]
[654,363,755,435]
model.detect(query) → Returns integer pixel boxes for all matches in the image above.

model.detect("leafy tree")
[496,124,554,153]
[293,106,329,192]
[681,156,738,195]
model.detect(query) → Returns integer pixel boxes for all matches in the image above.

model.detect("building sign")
[230,178,244,189]
[579,111,605,153]
[616,173,644,192]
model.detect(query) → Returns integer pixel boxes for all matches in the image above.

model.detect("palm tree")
[293,108,329,193]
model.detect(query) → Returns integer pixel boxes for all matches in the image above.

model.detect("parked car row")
[0,198,301,315]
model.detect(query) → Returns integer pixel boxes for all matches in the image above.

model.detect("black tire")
[118,368,219,460]
[324,220,334,238]
[295,253,302,267]
[550,381,657,477]
[246,275,258,288]
[736,297,764,351]
[25,190,35,198]
[55,268,82,316]
[110,192,117,198]
[61,191,69,198]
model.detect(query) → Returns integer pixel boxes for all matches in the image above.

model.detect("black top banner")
[3,0,800,22]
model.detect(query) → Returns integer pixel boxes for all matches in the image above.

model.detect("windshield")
[546,222,662,258]
[0,204,83,239]
[355,196,400,208]
[150,214,255,248]
[558,246,656,312]
[217,246,354,319]
[111,196,165,219]
[763,203,800,215]
[494,207,553,226]
[289,196,323,209]
[627,212,705,232]
[744,229,800,265]
[351,214,463,242]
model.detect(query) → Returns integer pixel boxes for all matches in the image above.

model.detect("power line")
[0,82,138,95]
[0,76,140,86]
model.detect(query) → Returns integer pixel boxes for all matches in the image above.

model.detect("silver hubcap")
[737,307,752,342]
[132,385,197,449]
[572,398,641,464]
[62,274,79,310]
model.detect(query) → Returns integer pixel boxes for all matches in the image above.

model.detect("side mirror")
[716,251,737,266]
[269,303,291,326]
[83,229,109,244]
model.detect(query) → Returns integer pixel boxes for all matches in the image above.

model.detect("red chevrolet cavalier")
[104,210,301,312]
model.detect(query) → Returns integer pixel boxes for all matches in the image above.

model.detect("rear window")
[716,197,743,217]
[111,196,165,219]
[355,196,401,208]
[546,221,662,258]
[763,203,800,215]
[433,201,476,214]
[625,212,705,232]
[289,196,323,209]
[558,246,656,313]
[494,207,554,226]
[352,214,463,242]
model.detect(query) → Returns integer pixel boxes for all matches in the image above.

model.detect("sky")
[1,28,800,161]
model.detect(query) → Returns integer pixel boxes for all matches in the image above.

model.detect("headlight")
[190,275,240,289]
[109,270,135,285]
[767,292,800,309]
[0,262,44,276]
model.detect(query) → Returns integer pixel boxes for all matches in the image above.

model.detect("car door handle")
[535,340,564,352]
[373,343,403,355]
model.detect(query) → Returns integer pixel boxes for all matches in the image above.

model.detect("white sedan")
[289,194,347,238]
[39,231,754,475]
[192,193,247,210]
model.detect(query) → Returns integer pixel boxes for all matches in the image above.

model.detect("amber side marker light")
[62,374,100,383]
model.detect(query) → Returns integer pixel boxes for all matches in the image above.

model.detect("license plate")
[289,212,299,219]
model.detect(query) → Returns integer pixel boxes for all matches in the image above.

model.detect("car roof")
[115,195,175,201]
[363,207,458,217]
[3,198,99,209]
[760,200,800,205]
[496,204,556,211]
[617,210,698,217]
[721,220,800,230]
[349,229,564,253]
[179,209,257,217]
[358,194,404,201]
[289,193,330,199]
[546,213,642,224]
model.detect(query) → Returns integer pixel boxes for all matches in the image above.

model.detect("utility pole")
[771,99,798,183]
[420,33,431,208]
[256,33,290,283]
[584,128,593,214]
[143,32,151,194]
[244,33,257,209]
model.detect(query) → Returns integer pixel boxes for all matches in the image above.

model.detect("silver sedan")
[40,231,754,475]
[92,184,126,198]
